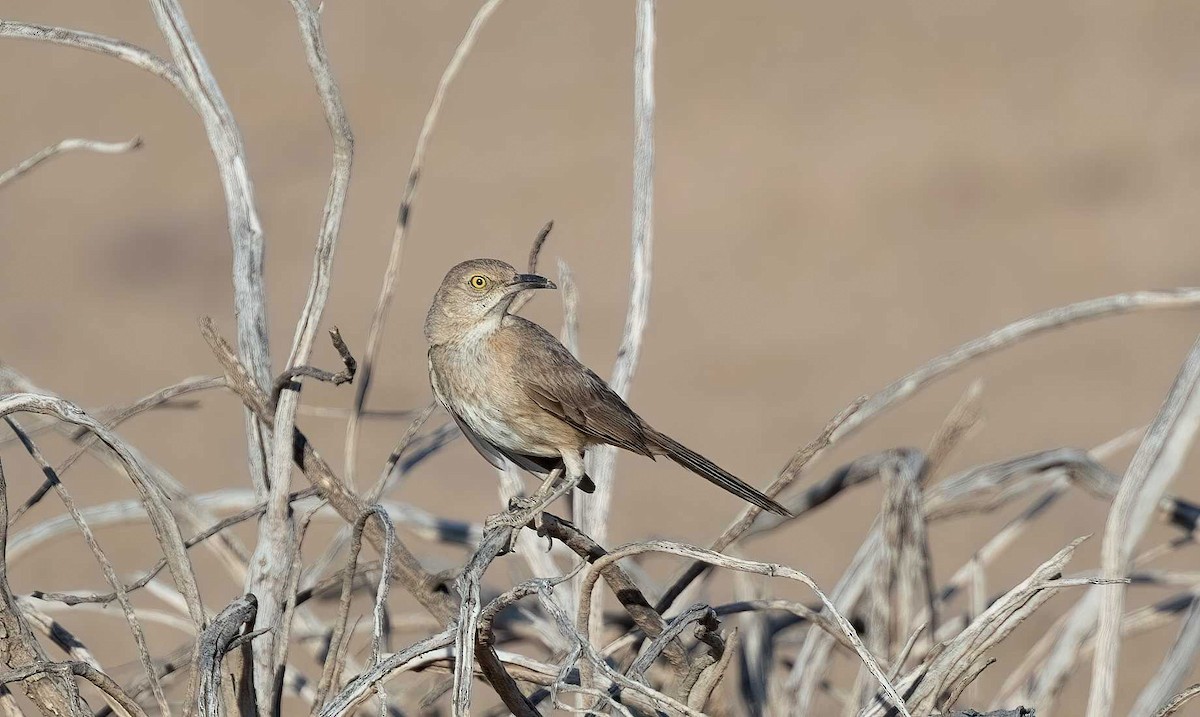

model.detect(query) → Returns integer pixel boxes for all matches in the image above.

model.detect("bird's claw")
[483,494,554,553]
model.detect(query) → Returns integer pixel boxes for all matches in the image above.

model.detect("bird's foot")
[483,494,551,552]
[508,494,552,534]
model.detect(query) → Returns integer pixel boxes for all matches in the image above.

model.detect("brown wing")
[506,317,654,458]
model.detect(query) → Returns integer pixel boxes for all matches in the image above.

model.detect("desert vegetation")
[2,2,1199,716]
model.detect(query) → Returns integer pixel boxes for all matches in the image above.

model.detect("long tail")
[646,429,791,516]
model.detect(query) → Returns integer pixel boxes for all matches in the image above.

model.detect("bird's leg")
[485,452,585,547]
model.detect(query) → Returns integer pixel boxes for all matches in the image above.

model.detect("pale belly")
[453,397,561,457]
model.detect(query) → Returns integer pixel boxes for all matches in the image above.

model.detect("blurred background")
[3,1,1200,713]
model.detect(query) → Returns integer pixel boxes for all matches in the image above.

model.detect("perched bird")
[424,258,790,516]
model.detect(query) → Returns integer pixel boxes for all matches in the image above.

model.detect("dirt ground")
[3,1,1200,714]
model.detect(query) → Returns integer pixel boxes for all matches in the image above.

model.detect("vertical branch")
[1088,334,1200,717]
[244,0,356,710]
[578,0,656,570]
[344,0,506,485]
[282,0,355,369]
[144,0,273,497]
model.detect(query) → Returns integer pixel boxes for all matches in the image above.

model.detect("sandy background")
[4,1,1200,713]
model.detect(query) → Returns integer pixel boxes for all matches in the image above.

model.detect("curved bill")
[509,273,557,290]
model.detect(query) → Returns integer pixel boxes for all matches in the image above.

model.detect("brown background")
[3,1,1200,713]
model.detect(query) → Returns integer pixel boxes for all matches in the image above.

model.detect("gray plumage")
[424,258,790,516]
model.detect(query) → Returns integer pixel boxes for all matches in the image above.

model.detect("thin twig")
[577,0,657,564]
[345,0,506,484]
[201,317,456,621]
[578,540,911,716]
[0,459,87,716]
[2,412,185,716]
[1155,684,1200,717]
[1089,334,1200,717]
[509,221,554,315]
[0,662,147,717]
[831,289,1200,445]
[0,137,142,188]
[0,21,184,91]
[655,397,865,615]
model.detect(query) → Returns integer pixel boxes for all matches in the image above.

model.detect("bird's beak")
[508,273,557,291]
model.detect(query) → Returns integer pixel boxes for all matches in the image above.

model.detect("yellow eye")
[468,274,488,291]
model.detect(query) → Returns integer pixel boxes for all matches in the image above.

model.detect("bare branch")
[0,662,145,717]
[346,0,506,483]
[1090,334,1200,717]
[578,0,657,561]
[1155,684,1200,717]
[655,396,866,615]
[316,629,456,717]
[508,221,555,315]
[314,508,394,712]
[832,289,1200,444]
[0,458,89,716]
[0,137,141,189]
[195,595,258,717]
[1131,598,1200,717]
[200,317,456,621]
[3,417,171,716]
[577,540,911,716]
[0,21,183,90]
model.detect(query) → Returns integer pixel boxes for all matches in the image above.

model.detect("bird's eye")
[468,274,489,291]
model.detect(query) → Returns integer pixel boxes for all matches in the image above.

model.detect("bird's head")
[424,258,556,344]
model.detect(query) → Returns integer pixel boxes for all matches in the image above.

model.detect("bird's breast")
[432,336,574,457]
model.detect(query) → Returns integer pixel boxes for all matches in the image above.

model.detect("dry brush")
[2,2,1199,716]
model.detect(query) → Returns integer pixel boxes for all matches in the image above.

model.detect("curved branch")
[0,137,141,189]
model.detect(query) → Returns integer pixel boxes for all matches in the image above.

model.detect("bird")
[424,258,790,517]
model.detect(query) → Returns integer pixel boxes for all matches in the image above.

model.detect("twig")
[1089,334,1200,717]
[577,540,911,716]
[345,0,506,484]
[271,328,357,408]
[281,0,355,370]
[250,329,357,706]
[782,452,930,714]
[317,629,456,717]
[830,289,1200,445]
[867,538,1090,717]
[9,376,222,526]
[314,508,394,712]
[1155,683,1200,717]
[30,487,316,606]
[201,317,456,621]
[144,0,275,500]
[0,662,146,717]
[2,412,186,716]
[535,582,707,717]
[195,595,258,717]
[557,259,581,357]
[687,626,739,710]
[655,396,865,615]
[0,21,184,91]
[508,221,555,314]
[376,403,436,499]
[451,529,538,717]
[0,137,141,188]
[577,0,657,564]
[627,603,712,683]
[16,598,101,669]
[1131,597,1200,717]
[539,513,688,670]
[0,459,87,716]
